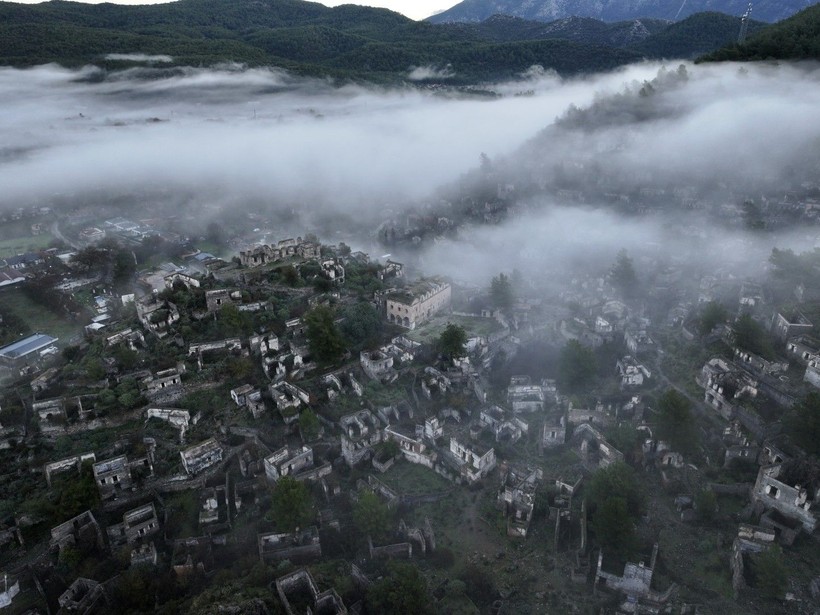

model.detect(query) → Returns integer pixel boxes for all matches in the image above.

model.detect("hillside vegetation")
[701,2,820,61]
[0,0,776,81]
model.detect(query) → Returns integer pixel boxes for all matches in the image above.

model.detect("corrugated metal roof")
[0,333,58,359]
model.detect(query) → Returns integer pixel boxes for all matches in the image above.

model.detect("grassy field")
[407,314,505,345]
[0,286,83,346]
[379,460,452,494]
[0,233,54,259]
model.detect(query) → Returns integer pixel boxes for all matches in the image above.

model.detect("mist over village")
[2,1,820,614]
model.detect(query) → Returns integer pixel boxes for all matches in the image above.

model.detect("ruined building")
[381,279,451,329]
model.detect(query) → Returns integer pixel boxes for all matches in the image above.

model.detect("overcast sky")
[3,0,448,20]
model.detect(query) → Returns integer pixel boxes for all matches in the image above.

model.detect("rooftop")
[0,333,58,359]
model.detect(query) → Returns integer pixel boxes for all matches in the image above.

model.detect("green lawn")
[407,314,505,345]
[0,286,83,346]
[378,460,451,495]
[0,233,54,259]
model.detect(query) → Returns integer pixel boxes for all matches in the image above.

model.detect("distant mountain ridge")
[428,0,813,25]
[0,0,770,82]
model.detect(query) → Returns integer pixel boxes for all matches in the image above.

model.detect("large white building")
[384,279,451,329]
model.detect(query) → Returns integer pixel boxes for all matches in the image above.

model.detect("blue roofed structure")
[0,333,59,366]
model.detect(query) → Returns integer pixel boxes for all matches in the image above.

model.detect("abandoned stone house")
[383,426,435,469]
[541,415,567,450]
[507,376,546,413]
[567,405,615,430]
[275,568,347,615]
[240,237,321,268]
[479,405,528,443]
[131,542,158,567]
[230,384,255,407]
[163,271,200,290]
[146,408,190,441]
[730,524,777,597]
[92,455,153,500]
[616,356,651,388]
[340,410,383,466]
[135,295,180,338]
[258,527,322,564]
[270,382,311,424]
[250,333,280,355]
[594,316,613,335]
[140,368,183,399]
[44,452,97,487]
[199,485,230,532]
[50,511,104,553]
[498,466,541,538]
[420,366,450,399]
[33,398,68,424]
[698,358,759,420]
[624,329,655,355]
[771,310,813,341]
[58,577,108,613]
[107,503,160,546]
[205,288,240,312]
[264,445,329,483]
[804,356,820,390]
[594,544,675,610]
[320,259,345,284]
[752,460,819,535]
[378,259,404,281]
[382,279,451,329]
[180,438,223,476]
[573,423,624,469]
[29,366,59,393]
[104,328,145,350]
[423,416,443,443]
[323,371,363,401]
[360,349,394,381]
[722,421,760,468]
[786,335,820,365]
[758,436,800,467]
[447,437,496,484]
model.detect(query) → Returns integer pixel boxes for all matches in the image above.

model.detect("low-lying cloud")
[407,64,455,81]
[104,53,174,63]
[1,59,819,285]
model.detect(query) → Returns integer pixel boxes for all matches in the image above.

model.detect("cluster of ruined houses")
[8,428,349,613]
[237,236,348,285]
[718,434,820,598]
[684,307,820,600]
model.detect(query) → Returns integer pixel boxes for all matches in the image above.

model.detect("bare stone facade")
[180,439,223,476]
[383,279,451,329]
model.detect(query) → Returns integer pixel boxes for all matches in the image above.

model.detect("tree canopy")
[785,392,820,456]
[751,545,788,601]
[305,305,346,364]
[732,313,775,359]
[698,301,728,336]
[490,272,514,310]
[587,462,646,518]
[339,302,383,350]
[437,323,468,361]
[610,249,638,299]
[656,389,698,454]
[366,562,429,615]
[591,496,636,556]
[558,340,597,392]
[269,476,313,532]
[587,462,645,557]
[353,490,392,543]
